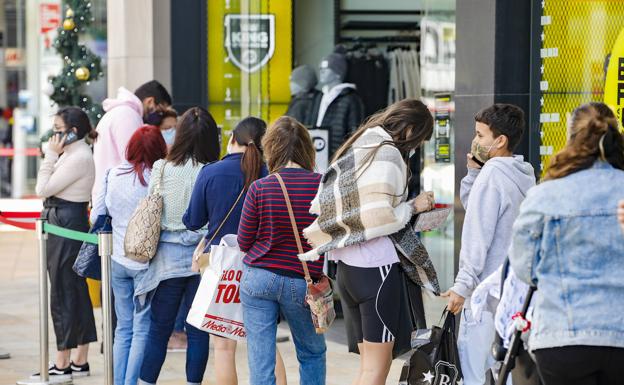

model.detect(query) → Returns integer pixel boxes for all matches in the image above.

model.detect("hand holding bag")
[192,188,246,273]
[124,161,166,263]
[275,173,335,334]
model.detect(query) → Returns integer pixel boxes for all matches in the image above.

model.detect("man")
[441,104,536,385]
[91,80,171,204]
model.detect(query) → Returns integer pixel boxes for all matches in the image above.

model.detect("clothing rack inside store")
[334,1,422,46]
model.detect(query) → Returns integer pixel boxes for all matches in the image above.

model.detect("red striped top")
[238,168,324,279]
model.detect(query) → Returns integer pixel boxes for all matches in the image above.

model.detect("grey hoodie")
[451,155,536,300]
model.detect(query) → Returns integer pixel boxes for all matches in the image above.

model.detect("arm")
[90,169,110,223]
[35,152,85,198]
[508,197,544,285]
[237,183,259,253]
[460,168,481,209]
[450,181,504,299]
[183,170,211,231]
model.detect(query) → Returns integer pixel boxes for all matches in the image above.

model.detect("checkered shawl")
[301,126,440,294]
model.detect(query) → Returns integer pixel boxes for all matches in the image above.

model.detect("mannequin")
[315,51,365,157]
[285,65,322,127]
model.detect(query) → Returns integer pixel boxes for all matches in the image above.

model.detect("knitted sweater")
[148,158,204,231]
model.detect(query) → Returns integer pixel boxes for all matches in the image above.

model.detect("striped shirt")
[238,168,324,279]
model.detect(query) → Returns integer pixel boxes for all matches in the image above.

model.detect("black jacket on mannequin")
[319,88,365,157]
[285,90,322,127]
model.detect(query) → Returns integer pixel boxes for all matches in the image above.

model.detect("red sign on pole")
[40,3,61,34]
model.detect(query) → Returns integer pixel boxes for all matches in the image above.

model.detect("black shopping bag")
[399,310,463,385]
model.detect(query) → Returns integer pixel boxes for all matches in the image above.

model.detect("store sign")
[40,3,61,34]
[604,28,624,129]
[225,14,275,73]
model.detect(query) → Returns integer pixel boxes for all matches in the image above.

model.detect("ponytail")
[233,117,267,189]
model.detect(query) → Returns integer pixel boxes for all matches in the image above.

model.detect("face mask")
[471,137,499,164]
[144,111,164,126]
[161,128,176,146]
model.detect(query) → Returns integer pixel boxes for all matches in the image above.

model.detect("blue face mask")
[161,128,176,145]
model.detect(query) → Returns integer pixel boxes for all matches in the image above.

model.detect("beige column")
[106,0,171,96]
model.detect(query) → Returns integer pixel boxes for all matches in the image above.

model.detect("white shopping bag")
[186,234,246,341]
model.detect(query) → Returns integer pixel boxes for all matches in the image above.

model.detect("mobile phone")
[55,130,79,146]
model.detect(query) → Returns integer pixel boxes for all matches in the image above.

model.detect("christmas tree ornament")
[75,67,90,81]
[66,8,74,18]
[63,18,75,30]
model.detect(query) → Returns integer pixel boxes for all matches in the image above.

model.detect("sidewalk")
[0,230,445,384]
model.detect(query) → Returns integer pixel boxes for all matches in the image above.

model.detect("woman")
[35,107,98,378]
[238,116,326,385]
[509,102,624,385]
[91,125,167,385]
[302,99,439,385]
[183,117,287,385]
[136,107,221,385]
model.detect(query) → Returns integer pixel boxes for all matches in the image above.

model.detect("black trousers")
[43,199,97,351]
[534,345,624,385]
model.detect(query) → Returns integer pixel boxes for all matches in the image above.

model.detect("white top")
[328,236,399,268]
[36,139,95,202]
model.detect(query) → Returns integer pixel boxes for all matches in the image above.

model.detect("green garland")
[49,0,104,124]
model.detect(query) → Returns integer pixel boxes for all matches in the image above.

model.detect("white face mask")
[161,128,176,146]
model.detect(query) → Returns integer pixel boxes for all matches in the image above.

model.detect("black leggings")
[43,199,97,351]
[534,345,624,385]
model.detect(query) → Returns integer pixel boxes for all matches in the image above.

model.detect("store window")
[535,0,624,176]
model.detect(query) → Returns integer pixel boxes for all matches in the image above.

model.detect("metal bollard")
[98,231,113,385]
[17,219,71,384]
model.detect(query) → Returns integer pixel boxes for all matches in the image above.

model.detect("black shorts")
[336,261,402,346]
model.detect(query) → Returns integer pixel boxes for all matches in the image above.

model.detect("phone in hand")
[55,130,79,146]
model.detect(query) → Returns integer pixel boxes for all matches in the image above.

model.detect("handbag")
[275,173,335,334]
[73,169,113,280]
[399,310,464,385]
[124,161,166,263]
[192,188,246,273]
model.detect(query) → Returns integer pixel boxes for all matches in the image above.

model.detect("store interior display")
[286,65,322,128]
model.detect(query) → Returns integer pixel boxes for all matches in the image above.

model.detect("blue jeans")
[112,261,150,385]
[139,276,210,385]
[241,266,326,385]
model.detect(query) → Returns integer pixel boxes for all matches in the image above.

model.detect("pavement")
[0,226,446,385]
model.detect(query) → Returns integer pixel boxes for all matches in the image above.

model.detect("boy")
[441,104,536,385]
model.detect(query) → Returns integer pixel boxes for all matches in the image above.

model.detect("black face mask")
[144,111,164,126]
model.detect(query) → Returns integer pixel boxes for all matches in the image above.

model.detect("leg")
[457,308,496,385]
[336,262,365,385]
[534,346,599,385]
[183,275,210,385]
[240,266,281,385]
[124,268,151,385]
[275,348,287,385]
[139,277,187,384]
[213,336,238,385]
[359,340,394,385]
[110,261,135,385]
[280,276,326,385]
[600,346,624,385]
[351,343,365,385]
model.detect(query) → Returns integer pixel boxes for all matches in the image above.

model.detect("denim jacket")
[509,161,624,351]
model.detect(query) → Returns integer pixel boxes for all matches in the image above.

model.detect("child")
[441,104,536,385]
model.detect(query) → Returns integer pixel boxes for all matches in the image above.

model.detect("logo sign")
[433,361,461,385]
[224,14,275,73]
[313,136,326,152]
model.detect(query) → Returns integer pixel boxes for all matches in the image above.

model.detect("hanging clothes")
[388,48,421,105]
[345,50,390,116]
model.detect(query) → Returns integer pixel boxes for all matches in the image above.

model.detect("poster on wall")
[207,0,292,154]
[420,18,455,92]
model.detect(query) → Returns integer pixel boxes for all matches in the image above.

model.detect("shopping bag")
[186,234,246,341]
[399,310,463,385]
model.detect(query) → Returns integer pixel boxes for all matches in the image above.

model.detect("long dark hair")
[233,117,267,189]
[56,107,98,140]
[167,107,220,166]
[543,102,624,181]
[332,99,434,164]
[261,116,316,173]
[122,125,167,186]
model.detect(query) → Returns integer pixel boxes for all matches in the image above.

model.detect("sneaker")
[71,361,90,377]
[30,363,72,380]
[167,331,188,352]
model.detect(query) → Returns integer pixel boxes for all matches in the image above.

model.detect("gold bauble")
[63,18,76,31]
[66,8,74,18]
[75,67,90,81]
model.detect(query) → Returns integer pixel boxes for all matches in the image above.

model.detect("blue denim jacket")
[509,161,624,351]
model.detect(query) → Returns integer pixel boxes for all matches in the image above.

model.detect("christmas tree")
[49,0,104,124]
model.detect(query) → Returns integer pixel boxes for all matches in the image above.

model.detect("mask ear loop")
[598,133,607,161]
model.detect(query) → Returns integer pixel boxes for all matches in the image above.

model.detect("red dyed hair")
[123,125,167,186]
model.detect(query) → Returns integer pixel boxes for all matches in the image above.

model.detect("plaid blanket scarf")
[301,126,440,294]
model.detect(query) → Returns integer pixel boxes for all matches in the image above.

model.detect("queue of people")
[35,77,624,385]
